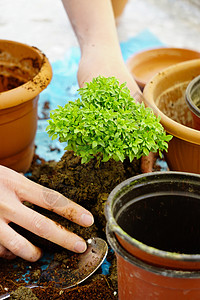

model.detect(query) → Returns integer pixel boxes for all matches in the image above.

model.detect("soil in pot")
[0,75,26,92]
[157,82,193,128]
[0,150,150,299]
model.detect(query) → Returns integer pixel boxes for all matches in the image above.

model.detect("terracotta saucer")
[126,47,200,90]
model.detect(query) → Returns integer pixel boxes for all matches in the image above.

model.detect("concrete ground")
[0,0,199,64]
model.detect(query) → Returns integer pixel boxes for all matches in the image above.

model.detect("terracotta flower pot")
[127,47,200,91]
[105,171,200,300]
[185,75,200,130]
[111,0,128,20]
[0,40,52,173]
[143,59,200,173]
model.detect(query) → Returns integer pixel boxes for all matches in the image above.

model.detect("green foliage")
[47,76,172,164]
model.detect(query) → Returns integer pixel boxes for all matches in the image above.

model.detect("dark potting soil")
[0,151,142,299]
[0,74,26,92]
[10,286,39,299]
[0,53,46,94]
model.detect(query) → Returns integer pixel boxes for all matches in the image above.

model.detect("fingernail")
[81,213,94,226]
[31,248,43,262]
[74,241,87,253]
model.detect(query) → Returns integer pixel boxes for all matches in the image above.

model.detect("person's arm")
[0,166,94,261]
[62,0,155,172]
[62,0,119,53]
[61,0,141,94]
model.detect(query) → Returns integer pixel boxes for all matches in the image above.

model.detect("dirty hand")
[77,47,141,96]
[0,165,94,262]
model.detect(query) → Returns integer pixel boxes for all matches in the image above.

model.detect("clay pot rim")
[185,74,200,117]
[106,224,200,277]
[0,39,52,110]
[126,47,200,89]
[105,171,200,263]
[143,59,200,145]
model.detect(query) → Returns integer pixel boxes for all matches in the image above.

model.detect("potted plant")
[143,58,200,174]
[44,76,171,225]
[0,39,52,173]
[47,76,171,167]
[105,171,200,300]
[185,75,200,130]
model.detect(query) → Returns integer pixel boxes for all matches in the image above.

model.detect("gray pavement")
[0,0,199,63]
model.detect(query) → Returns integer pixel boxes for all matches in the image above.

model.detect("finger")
[141,152,157,173]
[2,167,94,227]
[132,91,144,103]
[0,243,16,260]
[22,184,94,227]
[10,203,87,253]
[0,221,42,262]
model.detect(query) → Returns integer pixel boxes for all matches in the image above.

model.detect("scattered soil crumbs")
[0,150,149,299]
[10,286,39,299]
[33,275,116,300]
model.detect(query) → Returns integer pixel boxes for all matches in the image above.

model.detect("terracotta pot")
[127,47,200,91]
[185,75,200,130]
[143,59,200,173]
[105,171,200,300]
[0,40,52,173]
[111,0,128,19]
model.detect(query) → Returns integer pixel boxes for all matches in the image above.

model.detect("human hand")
[77,46,141,96]
[0,165,94,262]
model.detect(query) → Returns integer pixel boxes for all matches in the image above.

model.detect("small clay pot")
[127,47,200,91]
[143,59,200,173]
[0,40,52,173]
[185,75,200,130]
[105,171,200,300]
[111,0,128,20]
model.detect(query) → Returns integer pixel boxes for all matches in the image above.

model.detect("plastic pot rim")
[105,171,200,263]
[185,75,200,118]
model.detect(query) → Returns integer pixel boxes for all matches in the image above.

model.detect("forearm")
[61,0,122,56]
[62,0,141,95]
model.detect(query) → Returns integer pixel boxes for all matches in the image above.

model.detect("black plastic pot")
[185,75,200,130]
[105,171,200,300]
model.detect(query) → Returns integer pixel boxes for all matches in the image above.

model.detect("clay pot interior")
[127,47,200,90]
[143,59,200,173]
[185,75,200,130]
[0,51,40,93]
[156,81,193,128]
